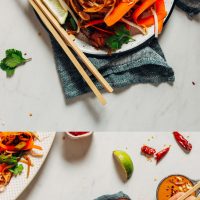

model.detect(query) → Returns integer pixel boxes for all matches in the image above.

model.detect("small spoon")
[156,174,200,200]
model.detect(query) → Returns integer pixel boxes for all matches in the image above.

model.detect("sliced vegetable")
[58,0,80,33]
[105,0,139,26]
[151,8,159,37]
[121,18,147,35]
[133,0,157,23]
[133,0,167,34]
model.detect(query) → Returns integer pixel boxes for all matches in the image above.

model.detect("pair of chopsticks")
[177,182,200,200]
[29,0,113,105]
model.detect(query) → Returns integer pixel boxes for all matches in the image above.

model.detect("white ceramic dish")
[0,132,56,200]
[71,0,175,55]
[65,131,93,139]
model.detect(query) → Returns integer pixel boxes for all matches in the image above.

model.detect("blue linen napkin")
[46,0,199,99]
[95,192,131,200]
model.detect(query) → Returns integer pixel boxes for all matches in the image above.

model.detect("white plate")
[72,0,175,55]
[0,132,56,200]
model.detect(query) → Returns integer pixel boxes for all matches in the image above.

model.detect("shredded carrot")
[133,0,167,30]
[104,0,139,26]
[132,0,157,23]
[32,145,43,150]
[23,156,31,178]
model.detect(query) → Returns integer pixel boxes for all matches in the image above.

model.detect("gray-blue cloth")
[46,0,199,99]
[95,192,131,200]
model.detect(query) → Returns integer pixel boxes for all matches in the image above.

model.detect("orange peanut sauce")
[157,175,195,200]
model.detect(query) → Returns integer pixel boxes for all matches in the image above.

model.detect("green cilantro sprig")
[0,49,31,77]
[106,25,133,50]
[0,154,19,165]
[9,164,24,176]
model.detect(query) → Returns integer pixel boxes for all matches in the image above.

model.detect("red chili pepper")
[155,147,170,162]
[141,145,156,156]
[173,131,192,151]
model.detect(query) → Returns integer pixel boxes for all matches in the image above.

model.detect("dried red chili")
[173,131,192,151]
[141,145,156,156]
[155,147,170,162]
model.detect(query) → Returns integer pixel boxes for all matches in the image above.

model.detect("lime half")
[42,0,68,24]
[113,150,134,181]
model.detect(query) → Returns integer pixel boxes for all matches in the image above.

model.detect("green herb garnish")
[0,154,19,165]
[0,49,31,77]
[9,164,24,176]
[106,25,133,50]
[69,17,77,31]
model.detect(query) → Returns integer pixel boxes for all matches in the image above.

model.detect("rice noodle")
[121,18,147,35]
[105,0,116,18]
[58,0,80,33]
[151,7,158,38]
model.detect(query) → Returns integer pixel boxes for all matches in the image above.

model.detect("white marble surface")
[17,132,200,200]
[0,1,200,130]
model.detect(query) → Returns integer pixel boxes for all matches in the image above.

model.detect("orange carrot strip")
[104,0,139,26]
[32,145,43,150]
[158,19,163,33]
[132,0,157,23]
[136,0,167,27]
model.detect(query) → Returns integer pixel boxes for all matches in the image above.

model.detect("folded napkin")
[47,0,199,99]
[95,192,131,200]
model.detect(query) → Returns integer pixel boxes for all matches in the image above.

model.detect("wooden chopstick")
[34,0,113,93]
[29,0,107,105]
[177,182,200,200]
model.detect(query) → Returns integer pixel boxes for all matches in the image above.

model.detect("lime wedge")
[42,0,68,24]
[113,150,134,181]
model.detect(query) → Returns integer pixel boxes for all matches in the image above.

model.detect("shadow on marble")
[61,133,93,162]
[14,0,52,50]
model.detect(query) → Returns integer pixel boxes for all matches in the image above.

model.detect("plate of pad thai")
[41,0,175,55]
[0,132,55,200]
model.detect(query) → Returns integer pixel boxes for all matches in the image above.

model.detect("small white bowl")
[65,132,93,139]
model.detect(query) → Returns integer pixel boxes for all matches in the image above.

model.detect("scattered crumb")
[151,136,154,139]
[192,81,196,85]
[146,157,153,162]
[154,177,158,182]
[148,138,151,142]
[29,113,33,117]
[187,136,190,138]
[24,53,27,56]
[125,147,128,150]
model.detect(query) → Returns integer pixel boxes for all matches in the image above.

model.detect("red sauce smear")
[68,132,89,136]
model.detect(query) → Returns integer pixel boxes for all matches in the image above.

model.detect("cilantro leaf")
[0,154,19,165]
[106,25,133,50]
[9,164,24,176]
[0,49,31,77]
